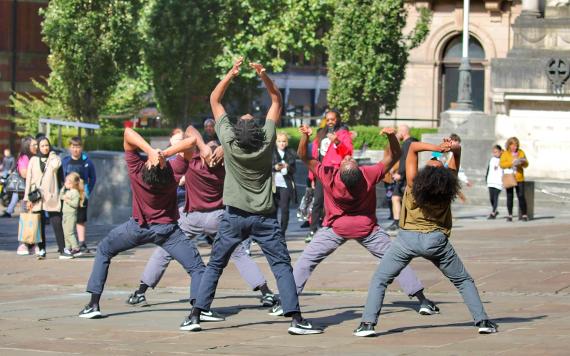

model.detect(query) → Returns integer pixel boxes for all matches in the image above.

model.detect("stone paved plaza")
[0,205,569,355]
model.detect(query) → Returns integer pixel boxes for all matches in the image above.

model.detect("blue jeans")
[6,192,19,215]
[361,229,489,325]
[86,218,205,303]
[194,206,300,316]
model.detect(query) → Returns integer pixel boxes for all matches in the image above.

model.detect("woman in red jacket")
[306,110,353,242]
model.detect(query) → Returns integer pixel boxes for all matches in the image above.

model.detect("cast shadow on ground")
[369,314,547,337]
[103,304,248,319]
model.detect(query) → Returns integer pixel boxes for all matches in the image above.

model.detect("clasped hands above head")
[228,56,267,78]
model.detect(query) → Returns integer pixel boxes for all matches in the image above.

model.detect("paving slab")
[0,205,569,355]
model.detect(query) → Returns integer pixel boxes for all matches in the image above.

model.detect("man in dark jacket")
[62,136,97,252]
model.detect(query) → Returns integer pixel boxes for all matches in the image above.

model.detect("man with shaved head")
[387,124,418,232]
[268,125,438,317]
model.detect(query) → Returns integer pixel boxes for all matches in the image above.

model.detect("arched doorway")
[439,35,485,114]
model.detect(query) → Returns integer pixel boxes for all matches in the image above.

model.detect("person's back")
[184,149,225,212]
[216,114,276,214]
[317,162,385,238]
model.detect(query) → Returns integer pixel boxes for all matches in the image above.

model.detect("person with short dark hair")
[306,110,353,242]
[387,125,418,232]
[62,136,96,253]
[354,138,498,337]
[182,58,323,335]
[268,126,438,317]
[78,128,208,321]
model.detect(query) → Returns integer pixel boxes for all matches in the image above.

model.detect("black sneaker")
[419,299,440,315]
[126,292,148,307]
[1,212,11,218]
[487,213,496,220]
[180,314,201,331]
[79,304,102,319]
[199,309,225,322]
[268,302,284,316]
[288,318,323,335]
[477,320,498,334]
[79,244,91,254]
[386,221,399,232]
[353,322,375,337]
[506,216,513,222]
[260,293,278,307]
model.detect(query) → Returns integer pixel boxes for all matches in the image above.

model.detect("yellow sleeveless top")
[399,188,452,236]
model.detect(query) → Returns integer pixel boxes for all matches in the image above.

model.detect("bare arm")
[380,127,401,172]
[297,125,318,172]
[447,144,462,173]
[123,128,161,167]
[210,57,243,120]
[250,63,282,124]
[406,140,452,188]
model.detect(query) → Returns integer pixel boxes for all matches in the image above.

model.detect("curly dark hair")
[412,165,460,208]
[142,164,174,187]
[232,118,266,153]
[340,167,363,189]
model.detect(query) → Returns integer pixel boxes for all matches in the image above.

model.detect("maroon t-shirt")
[126,151,188,226]
[181,151,224,212]
[312,161,386,239]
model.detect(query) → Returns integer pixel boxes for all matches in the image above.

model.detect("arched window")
[440,35,485,113]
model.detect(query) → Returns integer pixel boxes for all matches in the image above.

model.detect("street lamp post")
[456,0,473,110]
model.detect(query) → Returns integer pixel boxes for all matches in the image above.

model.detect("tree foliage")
[214,0,333,112]
[326,1,431,124]
[40,0,142,121]
[141,0,224,125]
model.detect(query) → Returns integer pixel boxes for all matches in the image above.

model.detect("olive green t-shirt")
[215,113,276,214]
[399,187,452,236]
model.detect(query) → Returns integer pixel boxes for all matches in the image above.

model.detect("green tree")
[40,0,142,121]
[327,0,431,124]
[141,0,223,125]
[214,0,333,113]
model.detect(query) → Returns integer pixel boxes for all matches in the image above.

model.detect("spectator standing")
[59,172,85,258]
[387,125,417,232]
[62,137,96,252]
[272,132,297,238]
[486,145,503,219]
[14,136,38,253]
[500,137,529,222]
[1,148,17,218]
[307,110,353,242]
[24,136,66,259]
[203,118,218,143]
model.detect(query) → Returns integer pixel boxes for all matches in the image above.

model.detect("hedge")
[278,126,437,151]
[79,126,437,152]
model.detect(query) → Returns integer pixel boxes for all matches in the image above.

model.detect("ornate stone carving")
[546,58,570,93]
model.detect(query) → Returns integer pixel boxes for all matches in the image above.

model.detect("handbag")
[28,184,42,203]
[18,212,42,244]
[6,171,25,193]
[502,172,517,189]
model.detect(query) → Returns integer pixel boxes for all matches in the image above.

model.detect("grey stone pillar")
[521,0,541,17]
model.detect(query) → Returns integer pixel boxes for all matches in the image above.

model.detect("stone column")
[521,0,541,17]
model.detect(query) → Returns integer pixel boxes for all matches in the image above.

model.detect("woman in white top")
[272,132,297,238]
[486,145,503,219]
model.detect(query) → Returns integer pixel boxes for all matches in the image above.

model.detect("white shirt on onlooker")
[274,149,288,188]
[486,156,503,190]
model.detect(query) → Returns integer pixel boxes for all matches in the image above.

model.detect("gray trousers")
[140,209,266,290]
[362,229,489,325]
[293,227,424,296]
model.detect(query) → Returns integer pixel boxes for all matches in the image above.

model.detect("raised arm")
[297,125,318,172]
[380,127,401,171]
[406,140,452,188]
[447,142,462,173]
[250,62,282,124]
[210,57,243,120]
[124,128,162,167]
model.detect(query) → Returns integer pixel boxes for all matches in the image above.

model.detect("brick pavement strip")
[0,207,569,355]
